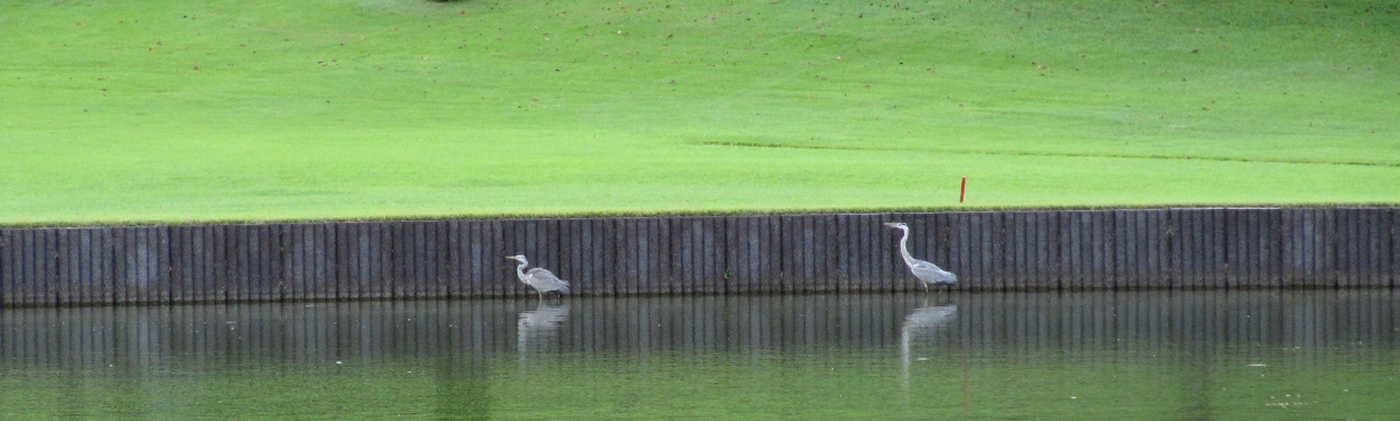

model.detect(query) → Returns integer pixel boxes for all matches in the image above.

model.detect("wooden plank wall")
[0,208,1395,306]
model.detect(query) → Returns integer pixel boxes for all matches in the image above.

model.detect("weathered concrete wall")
[0,208,1395,306]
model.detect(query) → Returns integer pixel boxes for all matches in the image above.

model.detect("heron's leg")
[923,283,930,294]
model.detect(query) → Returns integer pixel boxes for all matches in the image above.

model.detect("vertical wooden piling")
[1318,208,1340,288]
[727,216,773,294]
[616,218,643,296]
[1388,208,1399,288]
[816,215,840,294]
[1170,208,1228,290]
[1035,212,1059,291]
[1282,208,1333,289]
[343,222,393,300]
[1224,209,1283,289]
[334,223,358,300]
[1222,209,1248,288]
[733,215,759,294]
[1336,208,1386,288]
[501,219,530,298]
[706,218,728,295]
[0,231,8,306]
[832,214,857,293]
[12,230,58,306]
[481,220,507,298]
[284,223,336,301]
[111,227,171,305]
[173,226,198,303]
[389,222,411,299]
[586,218,615,296]
[1112,210,1140,289]
[672,217,724,296]
[863,214,893,293]
[554,218,581,295]
[446,220,467,298]
[401,221,449,299]
[984,212,1008,290]
[1058,212,1087,290]
[1015,211,1041,290]
[953,212,982,290]
[1281,208,1307,288]
[56,228,97,305]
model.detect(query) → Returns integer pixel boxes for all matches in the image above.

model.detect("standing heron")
[505,255,571,300]
[883,222,957,291]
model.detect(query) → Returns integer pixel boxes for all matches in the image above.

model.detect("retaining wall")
[0,208,1396,306]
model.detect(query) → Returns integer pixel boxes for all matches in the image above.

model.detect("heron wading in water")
[506,255,571,300]
[883,222,957,291]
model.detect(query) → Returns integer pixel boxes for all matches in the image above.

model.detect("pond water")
[1,290,1397,420]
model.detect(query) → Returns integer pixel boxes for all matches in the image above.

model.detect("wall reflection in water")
[3,290,1396,371]
[517,302,570,355]
[900,304,957,390]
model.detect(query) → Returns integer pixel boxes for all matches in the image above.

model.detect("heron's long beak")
[882,222,900,228]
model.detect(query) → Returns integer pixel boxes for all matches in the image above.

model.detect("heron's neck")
[897,227,916,266]
[515,261,528,281]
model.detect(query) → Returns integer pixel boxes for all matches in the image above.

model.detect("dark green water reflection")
[2,290,1397,420]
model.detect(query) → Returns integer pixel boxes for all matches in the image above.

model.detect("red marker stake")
[959,177,967,203]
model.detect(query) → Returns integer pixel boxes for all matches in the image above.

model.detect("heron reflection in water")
[899,304,957,392]
[883,222,957,291]
[517,302,570,355]
[506,255,571,301]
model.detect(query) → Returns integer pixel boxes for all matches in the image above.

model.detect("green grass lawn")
[2,0,1398,225]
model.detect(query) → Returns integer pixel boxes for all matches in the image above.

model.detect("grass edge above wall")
[3,202,1397,229]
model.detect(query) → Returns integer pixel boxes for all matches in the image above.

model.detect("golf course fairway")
[3,0,1397,225]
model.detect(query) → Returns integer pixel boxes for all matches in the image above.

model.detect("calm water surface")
[2,290,1397,420]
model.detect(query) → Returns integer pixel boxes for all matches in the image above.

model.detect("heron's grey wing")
[909,259,956,284]
[524,267,571,293]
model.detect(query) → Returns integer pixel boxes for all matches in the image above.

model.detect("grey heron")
[505,255,571,300]
[883,222,957,291]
